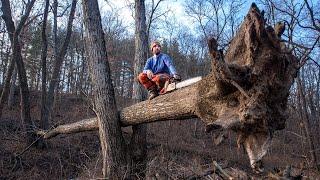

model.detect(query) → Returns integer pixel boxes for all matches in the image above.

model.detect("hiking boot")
[148,89,158,100]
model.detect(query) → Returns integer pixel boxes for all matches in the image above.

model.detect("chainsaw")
[160,76,202,94]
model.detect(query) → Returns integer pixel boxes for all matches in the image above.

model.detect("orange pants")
[138,73,170,91]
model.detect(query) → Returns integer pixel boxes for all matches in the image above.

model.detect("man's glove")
[146,70,154,79]
[173,74,181,82]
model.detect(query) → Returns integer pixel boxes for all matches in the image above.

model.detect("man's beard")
[155,51,160,55]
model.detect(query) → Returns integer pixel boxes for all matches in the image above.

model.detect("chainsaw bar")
[166,76,202,92]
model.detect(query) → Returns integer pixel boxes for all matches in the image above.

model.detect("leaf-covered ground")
[0,92,319,179]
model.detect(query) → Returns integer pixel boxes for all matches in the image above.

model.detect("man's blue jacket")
[143,53,177,75]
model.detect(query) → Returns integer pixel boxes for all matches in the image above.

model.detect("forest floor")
[0,91,320,179]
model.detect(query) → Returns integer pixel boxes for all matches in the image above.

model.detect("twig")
[298,35,320,68]
[309,57,320,68]
[187,161,233,179]
[291,153,307,159]
[15,126,54,157]
[213,161,233,180]
[280,39,313,50]
[285,130,304,138]
[228,79,250,99]
[14,135,43,157]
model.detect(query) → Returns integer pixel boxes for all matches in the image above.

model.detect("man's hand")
[146,70,154,79]
[173,74,181,81]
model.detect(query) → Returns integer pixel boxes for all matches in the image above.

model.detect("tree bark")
[40,0,50,130]
[14,27,35,142]
[53,0,58,57]
[0,60,13,112]
[8,65,17,109]
[297,75,318,167]
[0,31,6,82]
[130,0,149,177]
[38,117,98,138]
[82,0,128,178]
[39,84,199,139]
[0,0,16,118]
[43,0,77,127]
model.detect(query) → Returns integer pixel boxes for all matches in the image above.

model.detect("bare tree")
[124,0,169,39]
[1,0,36,142]
[40,0,50,130]
[296,75,318,167]
[184,0,245,47]
[0,24,9,84]
[7,65,17,108]
[146,0,167,38]
[100,9,135,97]
[258,0,320,168]
[82,0,128,178]
[42,0,77,128]
[129,0,149,178]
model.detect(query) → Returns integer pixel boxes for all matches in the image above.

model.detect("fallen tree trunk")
[38,85,199,138]
[38,80,241,139]
[38,3,298,173]
[38,117,97,138]
[120,83,198,126]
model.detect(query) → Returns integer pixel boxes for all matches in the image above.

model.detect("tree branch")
[15,0,36,35]
[304,0,320,32]
[37,117,98,139]
[298,35,320,68]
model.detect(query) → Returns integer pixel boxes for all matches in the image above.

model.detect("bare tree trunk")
[82,0,128,178]
[0,30,6,84]
[316,70,320,145]
[68,51,75,94]
[78,25,86,94]
[39,85,199,139]
[297,75,318,167]
[1,0,36,143]
[14,30,35,142]
[146,0,164,40]
[0,30,14,118]
[53,0,58,57]
[2,48,11,83]
[40,0,50,131]
[7,65,17,109]
[79,50,86,93]
[129,0,149,177]
[43,0,77,127]
[75,47,82,95]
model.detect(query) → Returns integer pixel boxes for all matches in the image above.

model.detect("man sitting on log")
[138,41,181,100]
